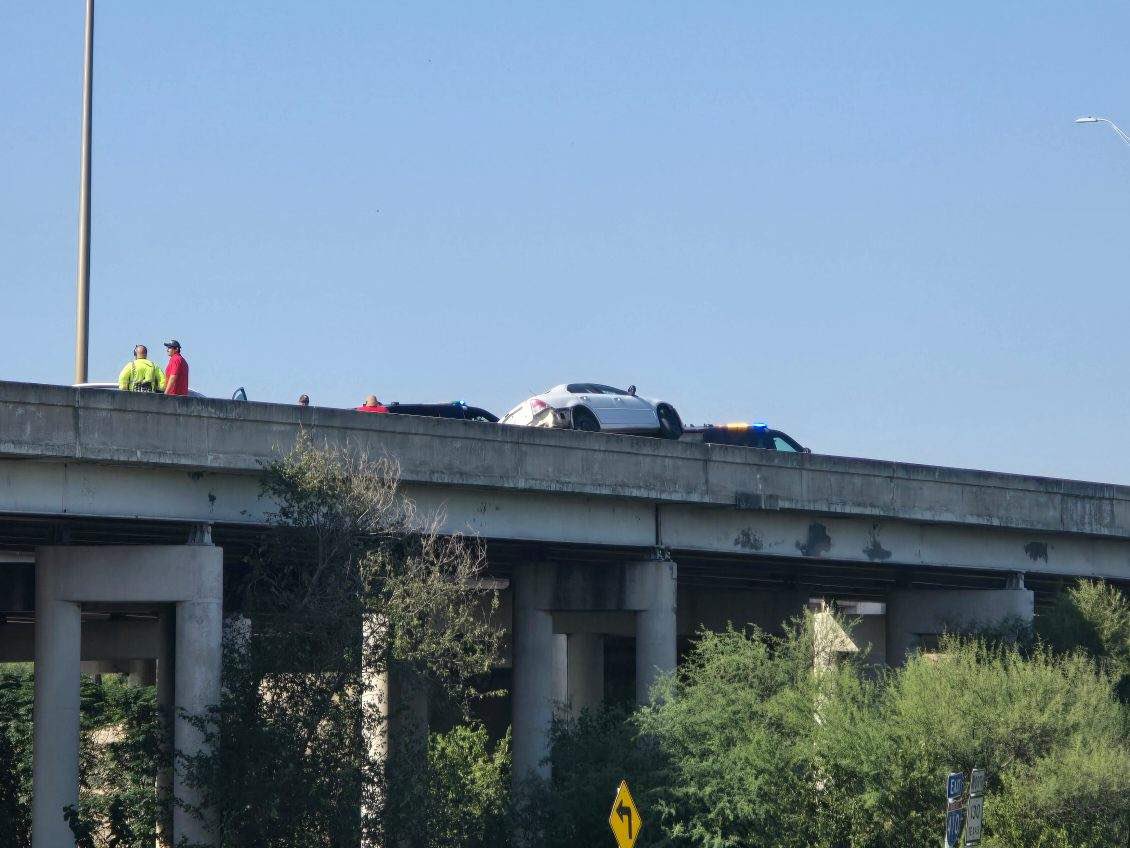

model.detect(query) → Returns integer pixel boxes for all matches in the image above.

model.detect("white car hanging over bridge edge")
[500,382,684,439]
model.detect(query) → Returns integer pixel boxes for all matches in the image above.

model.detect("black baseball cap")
[163,339,181,350]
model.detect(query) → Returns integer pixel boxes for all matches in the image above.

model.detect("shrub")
[518,705,663,848]
[415,724,510,848]
[1037,579,1130,700]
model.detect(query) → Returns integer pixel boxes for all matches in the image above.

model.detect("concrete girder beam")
[30,545,222,848]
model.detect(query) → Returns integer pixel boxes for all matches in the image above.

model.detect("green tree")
[183,433,505,848]
[66,674,163,848]
[0,720,30,848]
[541,614,1130,848]
[517,705,663,848]
[0,666,34,848]
[413,723,510,848]
[1036,579,1130,700]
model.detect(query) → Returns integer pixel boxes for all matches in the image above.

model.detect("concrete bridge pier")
[30,543,222,848]
[511,555,678,784]
[564,632,604,717]
[629,557,677,705]
[885,579,1035,666]
[511,562,557,783]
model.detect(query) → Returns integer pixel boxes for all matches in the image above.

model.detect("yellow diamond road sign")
[608,780,643,848]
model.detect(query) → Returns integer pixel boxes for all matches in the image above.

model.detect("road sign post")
[608,780,643,848]
[946,772,965,801]
[944,771,965,848]
[943,767,988,847]
[964,767,986,846]
[968,768,985,798]
[964,795,984,844]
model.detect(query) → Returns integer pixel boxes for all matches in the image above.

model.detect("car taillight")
[530,399,548,412]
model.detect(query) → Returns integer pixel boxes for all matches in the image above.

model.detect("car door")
[595,385,658,430]
[619,393,660,430]
[563,384,613,428]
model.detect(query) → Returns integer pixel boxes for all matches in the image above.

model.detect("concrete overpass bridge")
[2,380,1128,845]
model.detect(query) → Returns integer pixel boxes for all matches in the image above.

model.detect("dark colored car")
[681,423,809,453]
[384,402,498,423]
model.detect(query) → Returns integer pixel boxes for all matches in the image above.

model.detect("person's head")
[298,394,310,406]
[364,394,380,407]
[133,345,147,359]
[164,339,181,356]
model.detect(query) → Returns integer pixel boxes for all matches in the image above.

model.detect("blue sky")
[2,3,1128,482]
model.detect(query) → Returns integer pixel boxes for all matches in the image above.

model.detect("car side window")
[772,435,798,452]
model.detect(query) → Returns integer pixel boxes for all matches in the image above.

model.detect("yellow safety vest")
[117,358,166,392]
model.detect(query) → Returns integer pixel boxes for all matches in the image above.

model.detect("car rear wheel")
[571,406,601,432]
[656,404,683,439]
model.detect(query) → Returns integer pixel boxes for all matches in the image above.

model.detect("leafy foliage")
[0,666,33,848]
[543,610,1130,848]
[1036,579,1130,700]
[70,676,164,847]
[516,705,663,848]
[412,723,511,848]
[187,432,504,847]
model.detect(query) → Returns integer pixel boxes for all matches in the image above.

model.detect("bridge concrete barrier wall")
[3,380,1130,540]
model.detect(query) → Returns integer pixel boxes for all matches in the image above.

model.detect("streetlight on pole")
[1074,115,1130,147]
[75,0,94,383]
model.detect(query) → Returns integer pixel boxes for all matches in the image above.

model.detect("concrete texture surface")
[3,380,1129,539]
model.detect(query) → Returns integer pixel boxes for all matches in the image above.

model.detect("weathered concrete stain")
[863,524,892,561]
[796,523,832,557]
[734,528,764,551]
[1024,541,1048,562]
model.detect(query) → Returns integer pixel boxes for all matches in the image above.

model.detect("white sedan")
[501,383,684,438]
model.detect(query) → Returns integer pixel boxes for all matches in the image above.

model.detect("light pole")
[1074,115,1130,148]
[75,0,94,383]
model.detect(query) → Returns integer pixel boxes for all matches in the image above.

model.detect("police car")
[680,422,810,452]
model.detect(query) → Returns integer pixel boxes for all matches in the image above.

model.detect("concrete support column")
[628,558,677,705]
[361,615,390,766]
[32,543,222,848]
[512,562,556,784]
[552,634,568,709]
[388,662,430,757]
[173,600,223,846]
[565,633,604,717]
[359,614,430,848]
[31,597,81,848]
[360,615,388,848]
[128,658,157,686]
[886,586,1035,667]
[156,607,175,848]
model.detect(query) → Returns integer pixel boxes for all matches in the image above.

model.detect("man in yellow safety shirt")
[117,345,166,393]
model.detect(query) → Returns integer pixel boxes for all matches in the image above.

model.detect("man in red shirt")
[355,395,388,413]
[163,340,189,396]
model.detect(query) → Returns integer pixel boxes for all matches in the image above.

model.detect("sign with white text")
[964,795,984,844]
[946,771,966,800]
[968,768,986,797]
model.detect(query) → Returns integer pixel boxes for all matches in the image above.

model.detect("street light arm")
[1095,117,1130,148]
